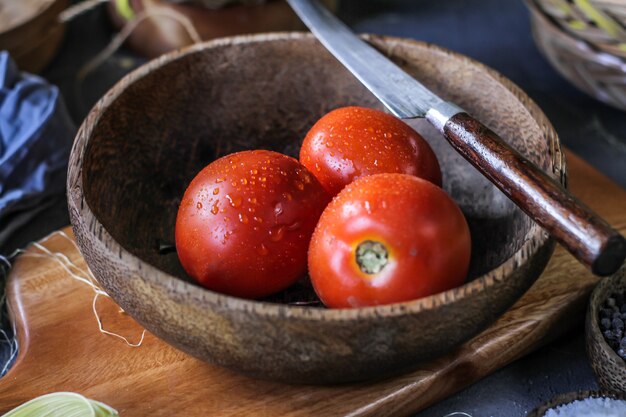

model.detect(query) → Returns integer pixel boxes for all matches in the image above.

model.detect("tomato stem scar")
[356,240,389,274]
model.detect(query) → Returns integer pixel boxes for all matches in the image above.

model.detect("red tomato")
[176,150,329,299]
[300,106,442,197]
[308,173,470,308]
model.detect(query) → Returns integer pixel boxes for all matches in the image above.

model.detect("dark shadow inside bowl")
[82,36,546,304]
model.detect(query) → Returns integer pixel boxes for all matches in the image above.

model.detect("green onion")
[2,392,118,417]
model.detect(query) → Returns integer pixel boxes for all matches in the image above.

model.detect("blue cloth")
[0,51,75,245]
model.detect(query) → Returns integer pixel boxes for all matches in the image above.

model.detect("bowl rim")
[527,389,626,417]
[67,32,563,320]
[587,268,626,368]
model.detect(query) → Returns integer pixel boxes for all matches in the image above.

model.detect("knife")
[287,0,626,276]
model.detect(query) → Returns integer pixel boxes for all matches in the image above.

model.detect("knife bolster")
[425,102,464,132]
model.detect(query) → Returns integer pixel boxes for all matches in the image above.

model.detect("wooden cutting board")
[0,151,624,416]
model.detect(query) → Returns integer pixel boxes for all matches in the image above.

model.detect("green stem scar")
[356,240,389,274]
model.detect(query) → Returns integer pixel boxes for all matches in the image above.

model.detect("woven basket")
[527,0,626,111]
[535,0,626,58]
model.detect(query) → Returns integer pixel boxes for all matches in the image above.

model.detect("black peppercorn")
[599,291,626,362]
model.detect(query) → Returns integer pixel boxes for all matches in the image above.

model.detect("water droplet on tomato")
[240,178,247,185]
[215,178,224,183]
[253,216,263,224]
[226,194,242,208]
[196,202,203,209]
[212,188,219,195]
[274,203,283,217]
[211,201,219,215]
[257,243,269,256]
[269,226,285,242]
[238,213,248,224]
[288,221,301,231]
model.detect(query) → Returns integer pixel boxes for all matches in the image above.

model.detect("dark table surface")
[4,0,626,416]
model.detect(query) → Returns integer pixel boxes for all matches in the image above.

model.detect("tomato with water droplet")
[308,173,470,308]
[176,150,329,299]
[300,106,442,197]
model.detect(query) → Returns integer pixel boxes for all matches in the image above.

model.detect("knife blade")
[287,0,626,276]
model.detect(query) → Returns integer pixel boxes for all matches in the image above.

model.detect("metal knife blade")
[287,0,447,119]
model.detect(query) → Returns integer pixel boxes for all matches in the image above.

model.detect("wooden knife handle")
[443,112,626,276]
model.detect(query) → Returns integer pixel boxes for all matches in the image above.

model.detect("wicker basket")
[535,0,626,58]
[527,0,626,111]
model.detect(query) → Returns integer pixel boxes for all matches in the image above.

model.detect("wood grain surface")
[0,151,624,416]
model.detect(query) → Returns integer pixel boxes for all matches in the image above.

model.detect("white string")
[76,6,202,82]
[74,6,202,115]
[0,254,18,375]
[3,231,146,348]
[0,328,17,376]
[443,413,473,417]
[58,0,109,23]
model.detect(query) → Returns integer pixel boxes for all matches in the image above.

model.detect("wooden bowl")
[527,390,626,417]
[586,266,626,393]
[0,0,67,73]
[67,33,563,384]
